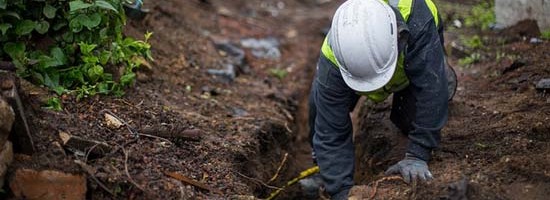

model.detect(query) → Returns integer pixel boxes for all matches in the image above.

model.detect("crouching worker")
[307,0,451,199]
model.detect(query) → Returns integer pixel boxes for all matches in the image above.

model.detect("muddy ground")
[4,0,550,199]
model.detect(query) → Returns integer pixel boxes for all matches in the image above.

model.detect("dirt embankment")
[5,0,340,199]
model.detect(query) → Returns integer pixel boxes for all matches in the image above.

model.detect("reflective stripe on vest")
[321,0,439,102]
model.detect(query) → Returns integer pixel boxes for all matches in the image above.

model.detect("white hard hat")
[329,0,398,92]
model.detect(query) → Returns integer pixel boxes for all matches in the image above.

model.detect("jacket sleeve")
[403,10,448,161]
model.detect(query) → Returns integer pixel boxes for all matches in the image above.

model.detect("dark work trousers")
[308,55,416,199]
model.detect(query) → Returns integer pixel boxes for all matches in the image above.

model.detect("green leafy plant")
[458,53,481,67]
[461,35,484,50]
[0,0,152,106]
[44,97,62,111]
[270,68,288,80]
[542,30,550,40]
[464,2,495,30]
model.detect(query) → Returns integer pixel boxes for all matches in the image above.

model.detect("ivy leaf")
[52,21,67,31]
[51,47,68,65]
[43,4,57,19]
[94,0,118,13]
[79,42,97,55]
[87,65,104,81]
[97,82,110,94]
[69,14,86,32]
[44,97,63,111]
[44,73,61,90]
[15,20,36,35]
[37,55,58,68]
[1,11,21,20]
[99,51,111,65]
[70,13,101,31]
[0,23,12,35]
[69,0,93,12]
[3,42,25,60]
[35,21,50,34]
[83,13,102,29]
[120,72,136,86]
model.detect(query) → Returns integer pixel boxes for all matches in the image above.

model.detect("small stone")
[217,7,232,16]
[453,19,462,28]
[104,113,123,129]
[536,78,550,91]
[10,169,87,200]
[286,29,298,38]
[530,37,543,44]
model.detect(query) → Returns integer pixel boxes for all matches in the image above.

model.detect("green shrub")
[461,35,484,50]
[464,2,495,30]
[458,53,481,67]
[0,0,152,100]
[270,68,288,80]
[542,30,550,40]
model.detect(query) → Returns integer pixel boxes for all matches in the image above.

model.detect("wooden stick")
[268,153,288,184]
[235,171,281,190]
[117,144,146,192]
[164,171,223,195]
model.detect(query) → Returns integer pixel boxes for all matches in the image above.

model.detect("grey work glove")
[385,154,433,184]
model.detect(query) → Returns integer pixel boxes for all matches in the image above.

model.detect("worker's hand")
[385,154,433,184]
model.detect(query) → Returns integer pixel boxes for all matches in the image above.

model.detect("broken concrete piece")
[212,40,246,67]
[536,78,550,91]
[207,64,236,82]
[241,37,281,60]
[104,113,123,129]
[59,131,112,158]
[495,0,550,30]
[0,98,14,146]
[10,169,87,200]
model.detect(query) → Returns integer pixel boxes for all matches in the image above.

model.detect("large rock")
[10,169,87,200]
[495,0,550,30]
[0,98,14,147]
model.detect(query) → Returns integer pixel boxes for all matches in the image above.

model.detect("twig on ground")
[74,160,115,196]
[136,133,174,144]
[85,143,101,162]
[268,153,288,184]
[410,180,418,200]
[267,166,320,200]
[100,109,138,136]
[117,144,146,192]
[100,109,173,145]
[368,176,404,200]
[164,171,224,194]
[234,171,282,190]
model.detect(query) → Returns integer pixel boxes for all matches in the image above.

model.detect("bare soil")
[5,0,550,199]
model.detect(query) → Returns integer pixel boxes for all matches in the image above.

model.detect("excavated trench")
[239,83,406,199]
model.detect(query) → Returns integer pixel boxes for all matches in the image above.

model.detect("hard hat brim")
[339,57,397,92]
